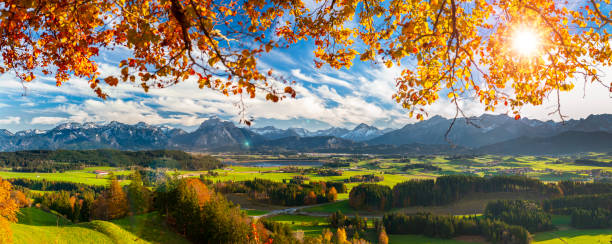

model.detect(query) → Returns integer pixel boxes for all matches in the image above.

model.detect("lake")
[224,161,324,167]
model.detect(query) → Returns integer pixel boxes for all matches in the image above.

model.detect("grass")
[534,214,612,244]
[12,208,115,244]
[109,213,190,244]
[264,214,329,237]
[243,209,269,216]
[551,215,571,227]
[11,208,189,244]
[302,200,355,214]
[388,234,474,244]
[533,229,612,244]
[0,167,132,186]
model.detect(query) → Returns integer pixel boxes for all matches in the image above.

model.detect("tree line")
[349,175,612,211]
[401,163,442,171]
[215,178,345,206]
[345,174,384,183]
[0,149,222,171]
[31,172,151,222]
[383,212,530,244]
[542,193,612,229]
[9,178,106,194]
[484,200,554,232]
[542,193,612,213]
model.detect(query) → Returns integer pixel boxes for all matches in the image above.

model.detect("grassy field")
[302,200,356,214]
[533,214,612,244]
[3,153,609,188]
[11,207,189,244]
[244,209,269,216]
[0,167,133,186]
[264,214,330,237]
[533,229,612,244]
[388,234,475,244]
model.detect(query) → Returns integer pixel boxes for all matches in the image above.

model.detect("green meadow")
[0,167,133,186]
[11,207,189,244]
[264,214,329,237]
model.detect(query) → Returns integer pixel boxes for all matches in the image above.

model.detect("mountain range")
[2,114,612,154]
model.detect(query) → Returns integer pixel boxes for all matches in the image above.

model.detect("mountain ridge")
[2,114,612,154]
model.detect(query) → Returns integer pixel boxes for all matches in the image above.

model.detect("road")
[251,201,383,219]
[252,202,331,219]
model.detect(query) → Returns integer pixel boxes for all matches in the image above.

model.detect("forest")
[349,175,612,211]
[0,150,222,171]
[216,178,345,206]
[383,212,531,244]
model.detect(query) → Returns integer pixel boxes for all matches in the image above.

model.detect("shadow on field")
[532,228,612,243]
[16,207,71,226]
[110,212,191,244]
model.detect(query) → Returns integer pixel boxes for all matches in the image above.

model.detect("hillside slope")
[477,131,612,155]
[11,208,189,244]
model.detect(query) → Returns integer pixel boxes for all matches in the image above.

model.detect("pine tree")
[80,191,94,222]
[127,171,151,215]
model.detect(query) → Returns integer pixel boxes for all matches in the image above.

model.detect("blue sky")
[1,4,612,133]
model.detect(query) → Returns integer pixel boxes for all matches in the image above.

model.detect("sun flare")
[512,28,540,57]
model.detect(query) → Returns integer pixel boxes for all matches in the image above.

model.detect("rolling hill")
[11,207,189,244]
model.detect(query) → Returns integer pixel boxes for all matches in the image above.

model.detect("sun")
[512,28,540,57]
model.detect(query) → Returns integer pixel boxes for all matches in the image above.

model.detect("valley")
[2,150,611,243]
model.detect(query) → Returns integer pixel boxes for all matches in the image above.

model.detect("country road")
[251,201,383,219]
[252,202,332,219]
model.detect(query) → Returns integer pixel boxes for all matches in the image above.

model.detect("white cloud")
[59,99,208,126]
[291,69,353,88]
[31,116,67,125]
[0,116,20,125]
[291,69,317,83]
[317,74,353,88]
[52,96,68,103]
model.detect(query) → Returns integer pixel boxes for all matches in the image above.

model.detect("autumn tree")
[327,186,338,203]
[322,228,334,244]
[10,190,29,208]
[1,0,611,123]
[0,178,18,244]
[93,174,127,220]
[183,178,212,207]
[107,175,128,219]
[378,227,389,244]
[154,177,251,243]
[335,228,348,244]
[305,191,318,205]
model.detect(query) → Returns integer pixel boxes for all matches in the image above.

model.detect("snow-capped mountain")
[367,114,612,148]
[251,124,383,141]
[4,121,185,151]
[170,117,264,150]
[310,127,350,137]
[340,123,385,141]
[251,126,302,140]
[2,113,612,153]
